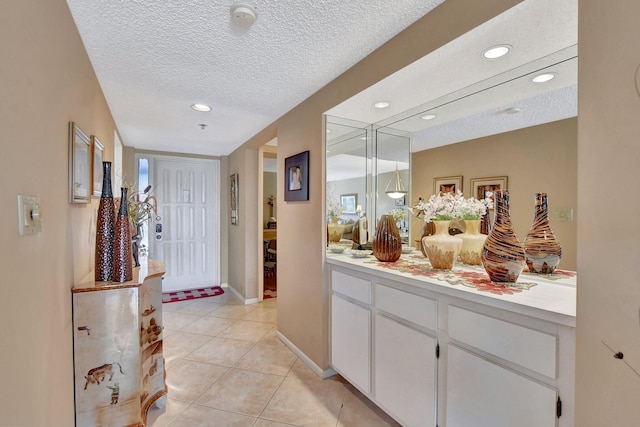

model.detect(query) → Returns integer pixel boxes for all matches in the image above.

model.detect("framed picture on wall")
[284,150,309,201]
[91,135,104,197]
[230,173,239,225]
[395,195,406,206]
[340,194,357,214]
[69,122,91,204]
[471,176,509,203]
[433,176,462,195]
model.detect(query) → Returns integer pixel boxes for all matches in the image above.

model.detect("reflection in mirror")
[325,116,371,245]
[375,127,410,243]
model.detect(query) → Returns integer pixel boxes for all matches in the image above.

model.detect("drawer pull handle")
[78,326,91,336]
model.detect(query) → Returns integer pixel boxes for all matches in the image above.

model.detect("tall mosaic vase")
[458,219,486,265]
[422,220,463,270]
[95,161,115,282]
[373,214,402,262]
[481,190,526,284]
[113,187,133,282]
[524,193,562,273]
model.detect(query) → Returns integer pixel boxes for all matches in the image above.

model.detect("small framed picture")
[230,173,239,225]
[340,194,357,214]
[284,150,309,201]
[433,175,462,195]
[471,176,509,203]
[91,135,104,197]
[395,196,406,206]
[69,122,91,204]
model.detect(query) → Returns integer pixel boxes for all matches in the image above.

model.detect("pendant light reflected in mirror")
[385,163,407,199]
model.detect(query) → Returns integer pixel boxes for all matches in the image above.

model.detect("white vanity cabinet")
[328,255,576,427]
[72,260,166,427]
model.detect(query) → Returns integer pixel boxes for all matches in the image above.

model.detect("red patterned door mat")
[162,286,224,303]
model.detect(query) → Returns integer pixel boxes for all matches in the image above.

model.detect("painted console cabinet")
[72,260,166,427]
[327,255,576,427]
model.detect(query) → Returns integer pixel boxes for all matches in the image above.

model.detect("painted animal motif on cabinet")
[83,362,125,390]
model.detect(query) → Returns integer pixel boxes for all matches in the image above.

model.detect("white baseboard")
[276,331,337,379]
[224,284,259,305]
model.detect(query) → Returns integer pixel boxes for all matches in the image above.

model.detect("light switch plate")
[18,195,42,236]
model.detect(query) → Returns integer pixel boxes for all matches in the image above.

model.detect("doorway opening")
[260,141,278,300]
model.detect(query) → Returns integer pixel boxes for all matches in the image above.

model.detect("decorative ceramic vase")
[327,216,343,243]
[458,219,487,265]
[421,220,463,269]
[524,193,562,273]
[481,190,526,284]
[95,161,115,282]
[113,187,133,282]
[373,214,402,262]
[419,221,436,257]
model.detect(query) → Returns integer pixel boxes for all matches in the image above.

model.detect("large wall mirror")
[325,0,578,270]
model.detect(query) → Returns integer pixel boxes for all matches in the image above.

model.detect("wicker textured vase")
[373,215,402,262]
[113,187,133,282]
[524,193,562,273]
[95,161,115,282]
[458,219,486,265]
[422,220,463,269]
[481,190,525,284]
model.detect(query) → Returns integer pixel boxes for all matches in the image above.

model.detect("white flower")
[387,208,406,222]
[459,195,491,220]
[411,190,490,222]
[327,201,344,217]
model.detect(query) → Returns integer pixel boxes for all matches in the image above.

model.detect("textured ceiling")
[66,0,444,156]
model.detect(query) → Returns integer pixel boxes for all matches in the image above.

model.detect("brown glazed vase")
[373,214,402,262]
[419,220,436,257]
[481,190,526,284]
[524,193,562,273]
[113,187,133,282]
[95,161,115,281]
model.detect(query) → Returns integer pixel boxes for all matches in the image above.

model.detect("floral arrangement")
[459,195,491,220]
[412,190,490,223]
[387,208,407,223]
[327,201,344,217]
[117,183,158,232]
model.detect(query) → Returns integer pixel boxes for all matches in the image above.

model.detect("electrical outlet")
[17,195,42,235]
[550,208,573,222]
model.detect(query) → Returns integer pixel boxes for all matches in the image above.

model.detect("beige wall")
[0,0,116,424]
[411,118,577,270]
[576,0,640,424]
[227,0,523,369]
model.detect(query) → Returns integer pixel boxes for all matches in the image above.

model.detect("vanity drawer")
[375,284,437,331]
[448,305,557,378]
[332,270,371,304]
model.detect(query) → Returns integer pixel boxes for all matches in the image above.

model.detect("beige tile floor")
[146,292,401,427]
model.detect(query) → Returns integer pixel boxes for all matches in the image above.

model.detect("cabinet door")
[374,314,437,427]
[446,345,557,427]
[331,294,371,392]
[73,288,141,427]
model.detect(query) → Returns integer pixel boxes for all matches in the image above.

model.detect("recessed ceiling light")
[532,73,556,83]
[483,45,511,59]
[373,101,390,109]
[421,114,436,120]
[191,103,211,112]
[504,107,522,114]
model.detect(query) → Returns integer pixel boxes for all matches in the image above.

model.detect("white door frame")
[136,153,221,291]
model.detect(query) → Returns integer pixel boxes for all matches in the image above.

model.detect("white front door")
[147,156,220,292]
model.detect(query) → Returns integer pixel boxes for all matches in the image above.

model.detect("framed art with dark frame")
[230,173,239,225]
[69,122,91,204]
[284,150,309,201]
[433,175,463,195]
[471,176,509,202]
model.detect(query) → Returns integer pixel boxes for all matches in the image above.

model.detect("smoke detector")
[230,3,258,27]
